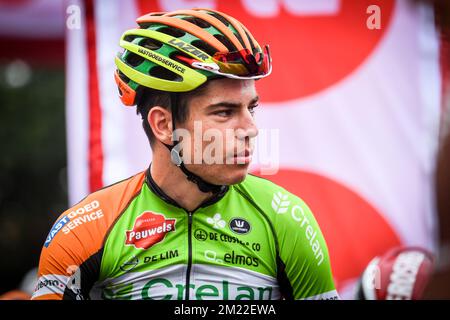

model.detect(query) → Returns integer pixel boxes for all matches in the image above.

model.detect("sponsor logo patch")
[125,212,176,249]
[206,213,226,229]
[229,218,251,235]
[120,256,139,272]
[194,228,208,241]
[44,200,103,248]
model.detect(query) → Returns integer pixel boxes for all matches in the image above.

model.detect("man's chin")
[188,163,250,186]
[220,165,250,185]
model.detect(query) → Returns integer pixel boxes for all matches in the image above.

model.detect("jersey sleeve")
[31,196,108,300]
[272,190,340,299]
[31,172,145,300]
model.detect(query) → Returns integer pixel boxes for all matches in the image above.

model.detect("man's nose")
[235,110,259,140]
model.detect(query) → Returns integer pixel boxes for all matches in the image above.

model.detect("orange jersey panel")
[32,172,145,300]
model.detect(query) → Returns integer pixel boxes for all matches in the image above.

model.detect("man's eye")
[215,109,233,117]
[249,104,259,115]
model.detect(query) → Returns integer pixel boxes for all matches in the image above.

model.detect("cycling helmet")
[114,9,271,194]
[114,8,272,106]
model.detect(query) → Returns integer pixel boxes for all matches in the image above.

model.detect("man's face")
[178,78,259,186]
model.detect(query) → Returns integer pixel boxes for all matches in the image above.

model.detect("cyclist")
[32,8,339,300]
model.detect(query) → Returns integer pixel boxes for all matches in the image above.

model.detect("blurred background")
[0,0,67,296]
[0,0,449,299]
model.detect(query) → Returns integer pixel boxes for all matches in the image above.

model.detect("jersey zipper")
[185,211,193,300]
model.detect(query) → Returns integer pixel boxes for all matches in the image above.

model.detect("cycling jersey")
[32,168,339,300]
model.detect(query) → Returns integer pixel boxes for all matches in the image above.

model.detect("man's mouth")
[232,149,252,164]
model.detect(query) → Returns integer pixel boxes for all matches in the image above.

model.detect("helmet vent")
[213,34,236,51]
[149,65,182,82]
[208,12,230,26]
[126,52,145,67]
[139,38,163,50]
[243,29,257,53]
[191,40,216,56]
[183,16,211,29]
[169,51,192,68]
[232,31,245,48]
[156,26,186,38]
[207,12,245,48]
[124,34,139,43]
[118,70,130,83]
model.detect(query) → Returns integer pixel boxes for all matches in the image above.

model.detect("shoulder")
[39,172,146,271]
[234,174,324,255]
[234,173,286,199]
[44,171,146,250]
[234,173,312,216]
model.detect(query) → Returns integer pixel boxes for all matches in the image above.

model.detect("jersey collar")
[145,165,229,211]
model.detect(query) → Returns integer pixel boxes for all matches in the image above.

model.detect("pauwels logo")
[125,212,176,250]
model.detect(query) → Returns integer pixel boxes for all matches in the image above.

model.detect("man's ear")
[147,107,173,145]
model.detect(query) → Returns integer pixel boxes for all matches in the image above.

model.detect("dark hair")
[136,83,209,147]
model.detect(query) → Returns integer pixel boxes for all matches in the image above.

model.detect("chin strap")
[163,93,226,194]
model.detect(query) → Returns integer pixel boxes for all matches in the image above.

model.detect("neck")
[150,152,214,212]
